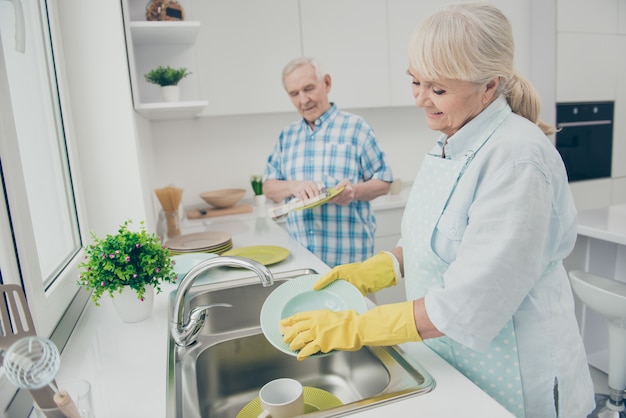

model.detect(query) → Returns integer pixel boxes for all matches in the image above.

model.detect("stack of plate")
[164,231,233,255]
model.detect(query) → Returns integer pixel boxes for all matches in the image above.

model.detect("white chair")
[569,270,626,418]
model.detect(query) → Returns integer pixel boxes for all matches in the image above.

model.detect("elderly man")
[263,57,393,267]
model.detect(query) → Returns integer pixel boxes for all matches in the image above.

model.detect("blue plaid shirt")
[264,104,393,266]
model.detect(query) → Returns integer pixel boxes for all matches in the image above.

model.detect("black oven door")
[555,101,613,182]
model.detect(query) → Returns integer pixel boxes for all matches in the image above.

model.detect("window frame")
[0,1,90,413]
[0,0,89,336]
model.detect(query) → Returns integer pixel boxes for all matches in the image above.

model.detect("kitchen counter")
[370,181,411,211]
[576,203,626,246]
[52,207,513,418]
[567,203,626,374]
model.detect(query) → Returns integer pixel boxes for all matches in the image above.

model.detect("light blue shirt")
[264,104,393,266]
[402,96,593,416]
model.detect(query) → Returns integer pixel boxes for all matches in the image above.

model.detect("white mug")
[257,378,304,418]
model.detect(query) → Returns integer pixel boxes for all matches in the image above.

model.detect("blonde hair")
[409,2,556,135]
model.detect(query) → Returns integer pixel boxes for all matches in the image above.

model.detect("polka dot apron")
[402,107,525,417]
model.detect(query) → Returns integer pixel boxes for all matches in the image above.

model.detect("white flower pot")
[111,285,154,323]
[160,85,180,102]
[254,194,266,207]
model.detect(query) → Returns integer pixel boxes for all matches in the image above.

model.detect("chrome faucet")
[170,256,274,346]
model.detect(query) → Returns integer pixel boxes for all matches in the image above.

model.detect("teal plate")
[171,252,218,280]
[260,274,367,358]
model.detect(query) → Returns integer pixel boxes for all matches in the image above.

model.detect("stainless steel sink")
[166,268,435,418]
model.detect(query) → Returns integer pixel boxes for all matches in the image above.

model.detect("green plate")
[221,245,290,266]
[236,387,342,418]
[260,274,367,358]
[293,187,345,211]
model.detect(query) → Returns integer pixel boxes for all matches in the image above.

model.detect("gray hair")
[409,2,555,135]
[282,57,326,84]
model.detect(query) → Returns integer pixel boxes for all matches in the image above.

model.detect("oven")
[555,101,614,182]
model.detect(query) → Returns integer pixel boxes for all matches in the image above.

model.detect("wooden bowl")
[199,188,246,208]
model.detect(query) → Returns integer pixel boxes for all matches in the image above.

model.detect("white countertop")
[370,182,411,211]
[53,207,512,418]
[576,203,626,245]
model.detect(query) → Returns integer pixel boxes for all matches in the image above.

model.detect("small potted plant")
[144,66,191,102]
[250,175,265,206]
[77,220,176,322]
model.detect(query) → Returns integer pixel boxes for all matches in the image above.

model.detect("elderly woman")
[280,3,595,417]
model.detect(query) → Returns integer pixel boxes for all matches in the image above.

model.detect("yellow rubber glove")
[313,252,397,295]
[280,301,421,360]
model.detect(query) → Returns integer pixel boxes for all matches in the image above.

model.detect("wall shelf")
[121,0,207,120]
[135,101,208,120]
[130,21,200,45]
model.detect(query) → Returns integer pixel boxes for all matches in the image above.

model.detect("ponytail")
[505,73,557,136]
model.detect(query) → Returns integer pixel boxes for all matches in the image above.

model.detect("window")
[0,0,87,407]
[1,1,89,411]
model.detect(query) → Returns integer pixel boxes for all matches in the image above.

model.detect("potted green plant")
[144,66,191,102]
[250,175,265,206]
[77,220,176,321]
[250,175,263,196]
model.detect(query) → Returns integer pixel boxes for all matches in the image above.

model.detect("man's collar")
[303,103,337,128]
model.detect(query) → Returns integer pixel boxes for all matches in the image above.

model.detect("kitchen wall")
[53,0,626,236]
[149,0,626,214]
[556,0,626,209]
[55,1,157,234]
[150,106,432,209]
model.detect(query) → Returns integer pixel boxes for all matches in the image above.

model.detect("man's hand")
[291,180,324,202]
[329,179,353,206]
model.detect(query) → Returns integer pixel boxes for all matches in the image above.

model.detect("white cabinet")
[374,207,403,254]
[565,205,626,374]
[130,0,546,117]
[190,0,388,115]
[387,0,443,106]
[387,0,532,107]
[121,0,208,120]
[300,0,389,109]
[191,0,301,116]
[371,207,407,304]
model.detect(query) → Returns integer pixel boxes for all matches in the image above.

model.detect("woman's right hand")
[313,252,398,295]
